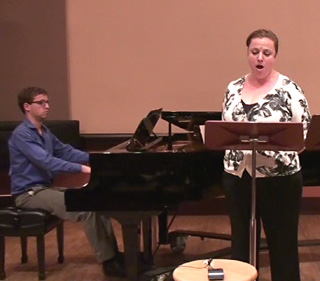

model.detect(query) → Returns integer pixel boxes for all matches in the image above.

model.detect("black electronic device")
[207,258,224,280]
[208,268,224,280]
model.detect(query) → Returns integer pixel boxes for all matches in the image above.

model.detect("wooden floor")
[3,214,320,281]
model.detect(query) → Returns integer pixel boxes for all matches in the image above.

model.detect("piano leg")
[142,217,153,265]
[112,212,158,281]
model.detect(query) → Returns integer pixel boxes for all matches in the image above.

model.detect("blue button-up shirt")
[9,118,89,195]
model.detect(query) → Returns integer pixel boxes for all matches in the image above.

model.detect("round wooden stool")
[173,259,257,281]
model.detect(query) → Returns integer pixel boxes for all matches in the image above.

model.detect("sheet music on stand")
[204,120,304,269]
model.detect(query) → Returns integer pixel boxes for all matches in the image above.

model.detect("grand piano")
[64,110,320,281]
[64,109,223,280]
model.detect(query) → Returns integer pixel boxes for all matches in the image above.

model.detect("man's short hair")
[18,87,48,114]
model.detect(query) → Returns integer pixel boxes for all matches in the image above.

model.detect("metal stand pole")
[249,139,258,268]
[241,136,267,270]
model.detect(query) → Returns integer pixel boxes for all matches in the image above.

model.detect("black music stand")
[305,115,320,150]
[205,121,304,268]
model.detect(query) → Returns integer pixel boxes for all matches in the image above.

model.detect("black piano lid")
[161,111,222,131]
[126,108,162,152]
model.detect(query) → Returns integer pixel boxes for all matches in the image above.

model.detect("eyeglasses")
[30,100,50,107]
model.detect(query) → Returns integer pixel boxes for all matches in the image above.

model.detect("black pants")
[223,170,302,281]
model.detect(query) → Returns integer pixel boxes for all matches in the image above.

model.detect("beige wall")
[1,1,320,133]
[66,0,320,133]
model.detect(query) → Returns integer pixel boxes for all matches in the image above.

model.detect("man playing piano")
[8,87,125,277]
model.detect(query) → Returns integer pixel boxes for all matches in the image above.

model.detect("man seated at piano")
[8,87,125,277]
[221,29,311,281]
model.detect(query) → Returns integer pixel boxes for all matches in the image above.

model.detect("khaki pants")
[15,186,118,262]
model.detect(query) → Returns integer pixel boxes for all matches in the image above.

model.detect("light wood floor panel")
[3,215,320,281]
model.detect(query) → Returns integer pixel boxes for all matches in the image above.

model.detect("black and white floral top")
[222,73,311,178]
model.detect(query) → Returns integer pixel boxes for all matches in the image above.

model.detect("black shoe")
[102,253,126,278]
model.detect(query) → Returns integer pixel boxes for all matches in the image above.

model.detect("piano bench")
[0,207,64,280]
